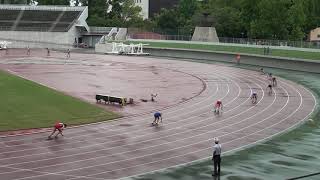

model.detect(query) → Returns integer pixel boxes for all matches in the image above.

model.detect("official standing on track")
[212,138,222,176]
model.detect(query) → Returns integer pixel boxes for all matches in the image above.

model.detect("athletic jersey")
[54,122,64,129]
[216,101,222,105]
[154,112,161,118]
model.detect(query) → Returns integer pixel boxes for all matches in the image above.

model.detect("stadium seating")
[0,10,20,20]
[20,10,60,22]
[60,11,81,22]
[0,8,82,32]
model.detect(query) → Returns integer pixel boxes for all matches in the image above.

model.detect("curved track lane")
[0,54,316,180]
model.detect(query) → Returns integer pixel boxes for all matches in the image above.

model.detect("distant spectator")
[66,49,70,58]
[27,46,30,56]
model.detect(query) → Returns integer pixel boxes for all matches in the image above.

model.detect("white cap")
[214,137,219,143]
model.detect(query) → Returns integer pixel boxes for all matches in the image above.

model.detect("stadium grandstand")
[0,4,107,49]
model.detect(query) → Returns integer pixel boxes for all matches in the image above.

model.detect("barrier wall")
[144,47,320,74]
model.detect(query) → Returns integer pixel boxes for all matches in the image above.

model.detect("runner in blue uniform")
[152,112,162,125]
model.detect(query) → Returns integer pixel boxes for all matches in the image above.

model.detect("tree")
[178,0,198,19]
[213,7,242,37]
[154,8,180,34]
[288,0,305,40]
[249,0,291,39]
[121,0,142,23]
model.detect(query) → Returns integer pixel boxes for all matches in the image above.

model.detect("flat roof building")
[134,0,179,19]
[309,27,320,42]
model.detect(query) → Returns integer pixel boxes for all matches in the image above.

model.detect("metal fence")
[127,28,320,49]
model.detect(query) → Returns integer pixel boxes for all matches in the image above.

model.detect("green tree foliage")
[2,0,318,40]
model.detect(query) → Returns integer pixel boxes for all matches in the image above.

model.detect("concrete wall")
[95,43,113,54]
[115,28,127,41]
[192,27,219,42]
[144,47,320,74]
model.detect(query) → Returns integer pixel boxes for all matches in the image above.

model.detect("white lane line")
[0,69,228,155]
[0,66,218,144]
[0,70,244,163]
[120,77,317,180]
[6,73,266,176]
[1,70,242,167]
[64,80,293,179]
[0,65,241,146]
[7,70,308,180]
[0,65,212,141]
[0,69,264,168]
[19,77,278,180]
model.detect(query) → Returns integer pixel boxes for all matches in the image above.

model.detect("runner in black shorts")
[272,77,277,87]
[267,84,273,95]
[251,92,258,104]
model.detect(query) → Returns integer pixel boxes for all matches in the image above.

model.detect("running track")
[0,51,316,180]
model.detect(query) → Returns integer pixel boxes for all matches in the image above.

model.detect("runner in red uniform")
[214,100,223,114]
[48,122,67,139]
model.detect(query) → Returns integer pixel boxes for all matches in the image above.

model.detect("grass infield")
[0,70,120,131]
[127,41,320,60]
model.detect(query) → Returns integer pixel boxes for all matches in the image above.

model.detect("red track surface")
[0,50,316,180]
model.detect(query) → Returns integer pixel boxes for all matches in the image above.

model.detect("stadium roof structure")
[0,4,89,32]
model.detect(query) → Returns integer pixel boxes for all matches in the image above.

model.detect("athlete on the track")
[48,122,67,139]
[267,84,273,95]
[272,77,277,87]
[152,112,162,125]
[214,100,223,114]
[251,92,258,104]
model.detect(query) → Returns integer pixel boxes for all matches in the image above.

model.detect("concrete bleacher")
[60,11,81,22]
[20,10,61,22]
[0,5,83,32]
[0,10,20,20]
[0,5,89,48]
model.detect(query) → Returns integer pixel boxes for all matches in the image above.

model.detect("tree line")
[1,0,320,40]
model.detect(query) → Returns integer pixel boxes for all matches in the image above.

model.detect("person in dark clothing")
[212,138,221,176]
[152,112,162,125]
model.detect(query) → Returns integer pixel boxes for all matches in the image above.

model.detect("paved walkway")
[0,49,316,180]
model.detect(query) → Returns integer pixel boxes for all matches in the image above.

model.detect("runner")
[48,122,67,139]
[214,100,223,114]
[267,84,273,95]
[251,91,258,104]
[27,46,30,56]
[272,77,277,87]
[46,48,50,56]
[260,68,265,75]
[66,48,70,58]
[152,112,162,125]
[151,93,157,102]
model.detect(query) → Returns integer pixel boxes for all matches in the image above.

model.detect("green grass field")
[127,41,320,60]
[0,70,120,131]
